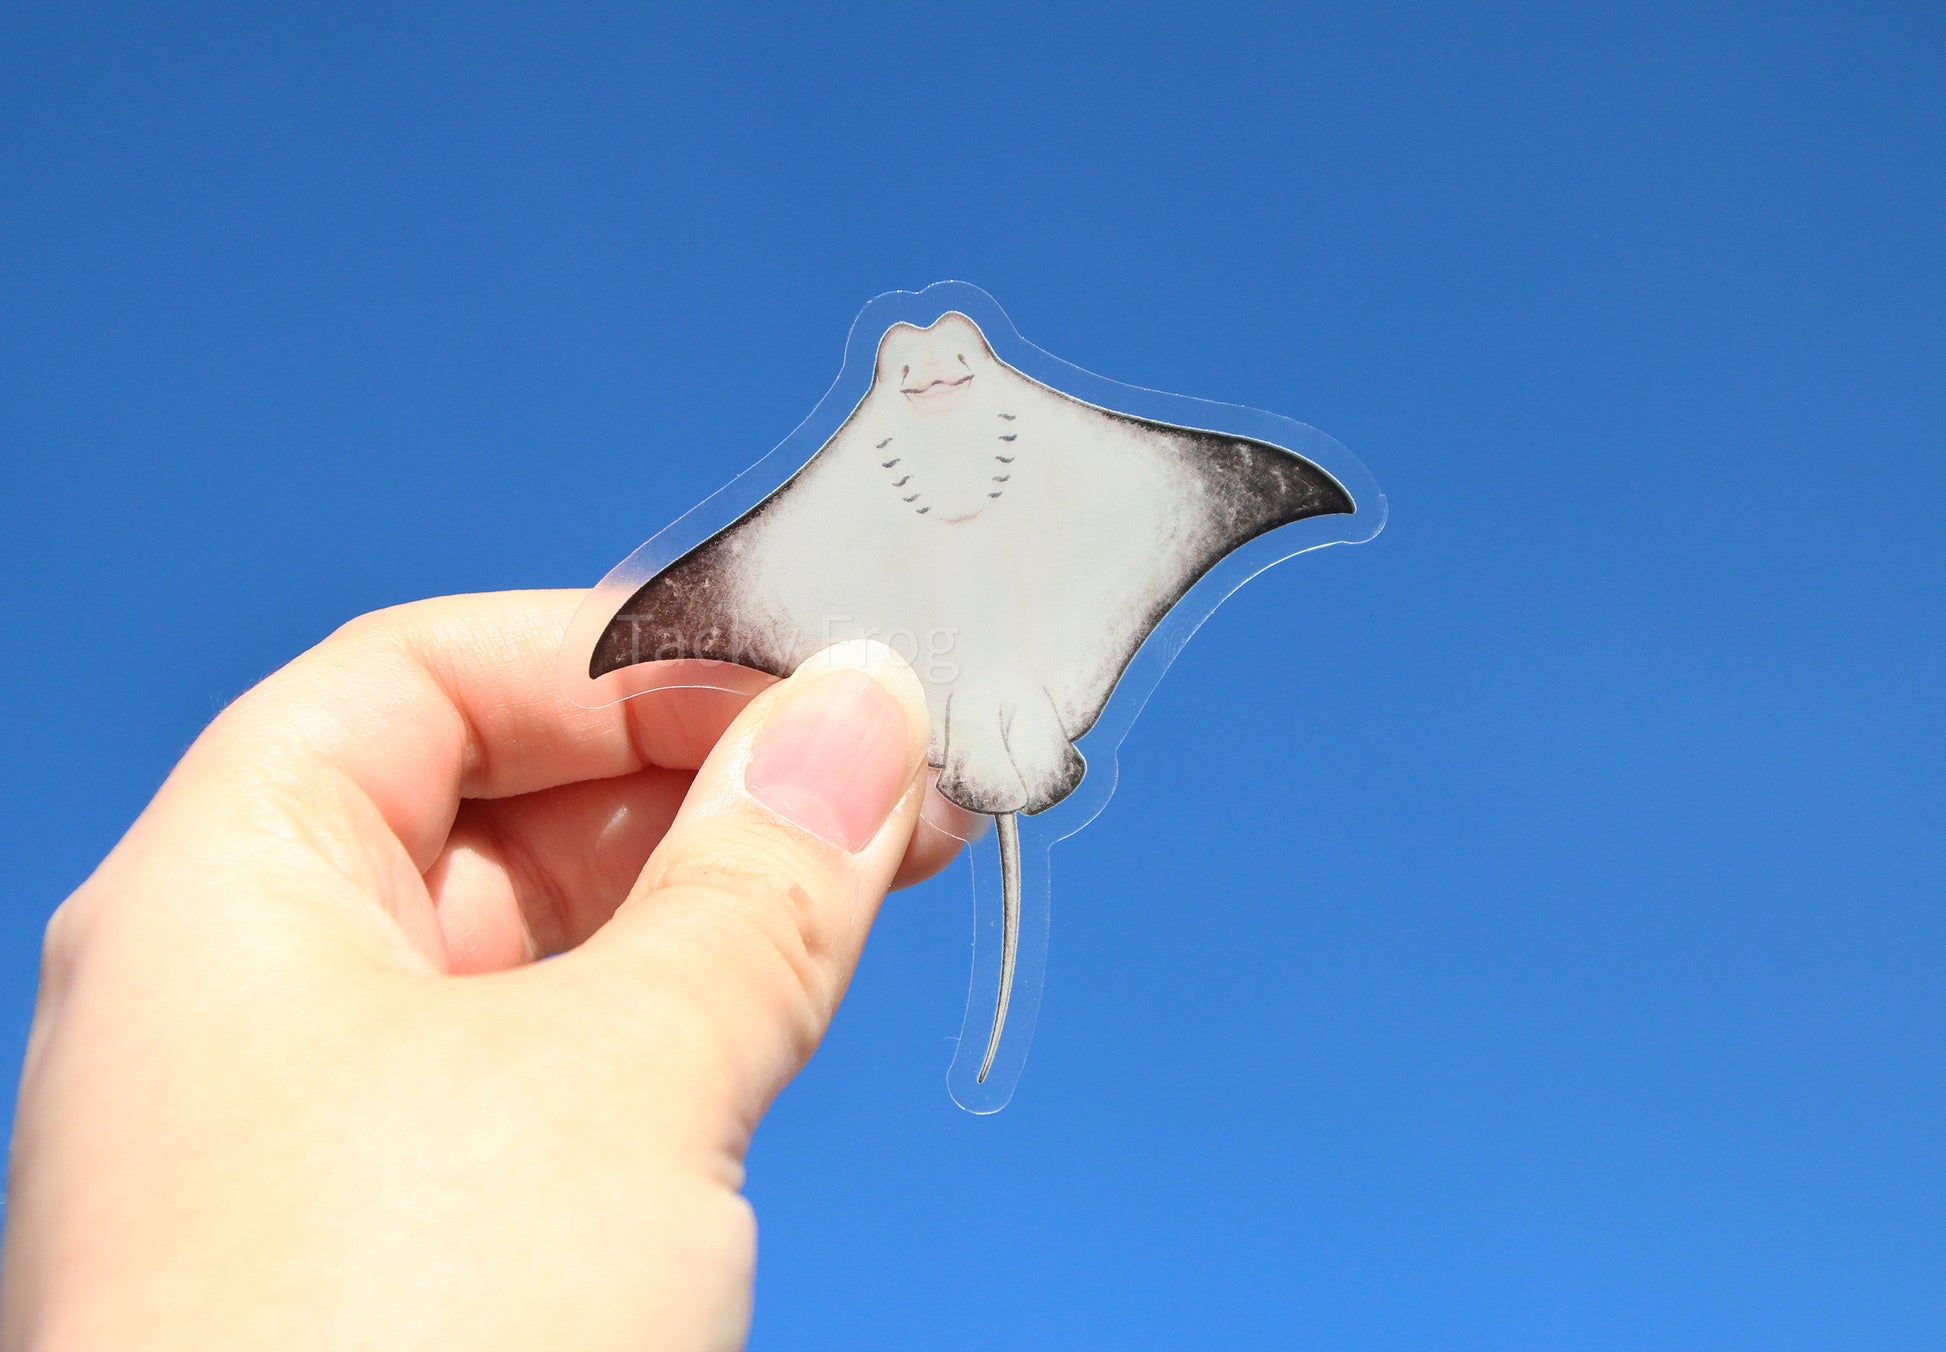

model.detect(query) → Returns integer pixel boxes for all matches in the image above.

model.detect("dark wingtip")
[588,633,620,681]
[588,617,636,680]
[586,587,797,684]
[1319,469,1357,518]
[1261,444,1356,528]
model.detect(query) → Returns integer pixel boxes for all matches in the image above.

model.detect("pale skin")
[0,590,974,1351]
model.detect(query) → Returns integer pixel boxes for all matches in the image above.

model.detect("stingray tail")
[977,811,1022,1084]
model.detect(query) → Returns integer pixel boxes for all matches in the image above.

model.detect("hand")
[2,590,969,1351]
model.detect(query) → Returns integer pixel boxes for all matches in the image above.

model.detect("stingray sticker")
[562,283,1384,1112]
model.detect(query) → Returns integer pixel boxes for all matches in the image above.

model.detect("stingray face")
[867,313,1017,525]
[875,313,994,415]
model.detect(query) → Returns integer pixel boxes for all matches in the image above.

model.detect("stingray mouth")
[900,373,974,410]
[934,507,987,525]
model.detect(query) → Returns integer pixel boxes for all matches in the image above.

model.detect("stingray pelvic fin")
[978,811,1023,1084]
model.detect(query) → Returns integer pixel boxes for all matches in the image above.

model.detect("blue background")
[3,4,1941,1347]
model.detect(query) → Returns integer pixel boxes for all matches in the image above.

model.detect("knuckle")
[40,898,78,967]
[312,598,464,676]
[713,902,826,1064]
[656,819,831,919]
[314,604,406,658]
[38,893,95,995]
[327,598,429,646]
[651,825,846,1041]
[221,604,421,727]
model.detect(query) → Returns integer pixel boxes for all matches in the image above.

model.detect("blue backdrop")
[3,4,1941,1347]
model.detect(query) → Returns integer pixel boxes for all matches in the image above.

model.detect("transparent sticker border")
[560,281,1385,1112]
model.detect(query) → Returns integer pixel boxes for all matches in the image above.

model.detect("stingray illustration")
[576,289,1377,1101]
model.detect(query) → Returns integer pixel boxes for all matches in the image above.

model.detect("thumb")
[564,638,935,1141]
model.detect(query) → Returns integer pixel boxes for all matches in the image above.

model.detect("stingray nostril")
[901,365,909,378]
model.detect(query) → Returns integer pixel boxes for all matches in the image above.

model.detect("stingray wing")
[588,413,912,684]
[1128,412,1356,652]
[1138,413,1355,546]
[588,495,808,680]
[1032,404,1357,746]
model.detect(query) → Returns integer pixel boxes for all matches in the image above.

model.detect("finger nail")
[745,640,930,852]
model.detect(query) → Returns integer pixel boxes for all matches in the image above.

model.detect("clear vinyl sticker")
[561,282,1384,1112]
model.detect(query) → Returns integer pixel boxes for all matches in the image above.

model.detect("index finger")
[201,591,777,870]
